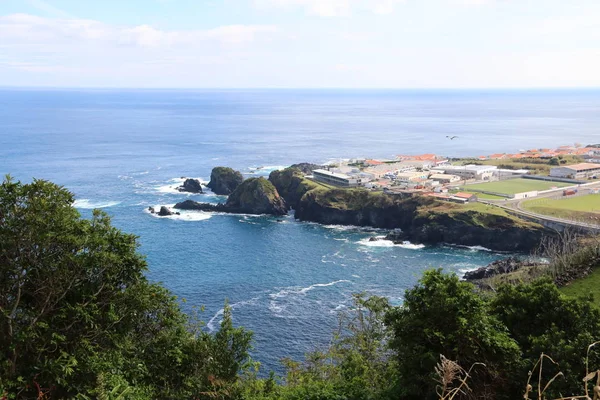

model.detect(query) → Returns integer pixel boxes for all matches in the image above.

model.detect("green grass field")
[464,178,572,195]
[521,194,600,220]
[561,267,600,308]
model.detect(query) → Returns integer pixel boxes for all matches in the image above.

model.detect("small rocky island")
[177,178,203,194]
[206,167,244,195]
[174,177,287,216]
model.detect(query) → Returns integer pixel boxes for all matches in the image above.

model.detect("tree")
[490,279,600,397]
[549,157,560,166]
[0,176,252,399]
[384,270,522,400]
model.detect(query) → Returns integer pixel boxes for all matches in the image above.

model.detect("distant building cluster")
[307,145,599,203]
[475,145,600,161]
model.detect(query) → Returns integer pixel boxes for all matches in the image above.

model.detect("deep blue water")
[2,88,599,372]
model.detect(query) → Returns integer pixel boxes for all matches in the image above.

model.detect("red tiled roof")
[454,192,476,199]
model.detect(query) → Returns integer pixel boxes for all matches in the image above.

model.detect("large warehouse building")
[549,163,600,179]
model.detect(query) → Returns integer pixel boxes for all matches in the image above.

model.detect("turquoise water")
[2,88,599,372]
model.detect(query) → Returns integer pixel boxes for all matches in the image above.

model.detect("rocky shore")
[174,177,287,216]
[153,165,553,252]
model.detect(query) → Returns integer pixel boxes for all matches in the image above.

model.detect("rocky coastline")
[153,165,552,252]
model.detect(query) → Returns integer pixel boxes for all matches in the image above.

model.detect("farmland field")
[464,178,572,195]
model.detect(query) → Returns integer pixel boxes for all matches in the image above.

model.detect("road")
[479,181,600,231]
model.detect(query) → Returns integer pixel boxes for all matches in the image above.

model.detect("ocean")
[1,88,599,372]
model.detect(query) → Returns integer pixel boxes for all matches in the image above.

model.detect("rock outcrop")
[178,178,203,193]
[174,177,287,216]
[207,167,244,195]
[295,188,552,252]
[225,177,287,215]
[157,206,173,216]
[268,167,306,209]
[463,257,529,281]
[289,163,322,175]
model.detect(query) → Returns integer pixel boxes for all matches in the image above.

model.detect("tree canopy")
[0,176,253,399]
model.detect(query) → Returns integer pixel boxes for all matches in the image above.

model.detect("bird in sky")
[446,135,458,140]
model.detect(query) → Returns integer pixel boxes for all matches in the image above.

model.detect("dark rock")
[178,178,203,193]
[157,206,173,216]
[207,167,244,195]
[148,206,155,214]
[369,237,380,242]
[463,257,526,281]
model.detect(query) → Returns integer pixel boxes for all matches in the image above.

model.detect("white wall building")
[312,169,360,187]
[431,165,497,180]
[550,163,600,179]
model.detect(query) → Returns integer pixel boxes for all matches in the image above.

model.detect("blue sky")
[0,0,599,88]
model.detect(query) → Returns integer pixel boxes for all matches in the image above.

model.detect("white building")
[550,163,600,179]
[396,172,429,183]
[312,169,360,187]
[428,173,461,184]
[431,165,497,180]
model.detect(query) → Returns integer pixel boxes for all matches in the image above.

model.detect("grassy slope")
[465,178,572,195]
[560,268,600,307]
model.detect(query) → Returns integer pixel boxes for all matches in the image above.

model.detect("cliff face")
[407,212,547,251]
[175,177,287,216]
[226,177,287,215]
[207,167,244,195]
[268,168,306,209]
[295,188,420,228]
[295,189,550,252]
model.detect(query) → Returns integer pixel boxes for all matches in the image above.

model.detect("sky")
[0,0,599,88]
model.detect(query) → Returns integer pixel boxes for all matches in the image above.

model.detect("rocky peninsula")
[174,177,287,216]
[266,166,551,252]
[155,164,553,252]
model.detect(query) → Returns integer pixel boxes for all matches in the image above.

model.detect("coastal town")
[310,144,600,204]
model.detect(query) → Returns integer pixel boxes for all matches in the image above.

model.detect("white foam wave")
[466,245,493,252]
[145,205,212,221]
[207,297,260,332]
[155,177,208,195]
[357,236,425,249]
[269,280,351,299]
[73,199,121,209]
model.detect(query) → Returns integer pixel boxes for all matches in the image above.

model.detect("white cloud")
[0,14,277,48]
[254,0,405,16]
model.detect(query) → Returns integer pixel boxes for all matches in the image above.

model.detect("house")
[429,173,461,184]
[396,172,429,183]
[450,192,478,203]
[549,163,600,179]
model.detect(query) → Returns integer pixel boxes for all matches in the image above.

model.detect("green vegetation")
[453,155,585,175]
[465,178,572,195]
[0,176,253,399]
[4,176,600,400]
[522,194,600,221]
[561,267,600,307]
